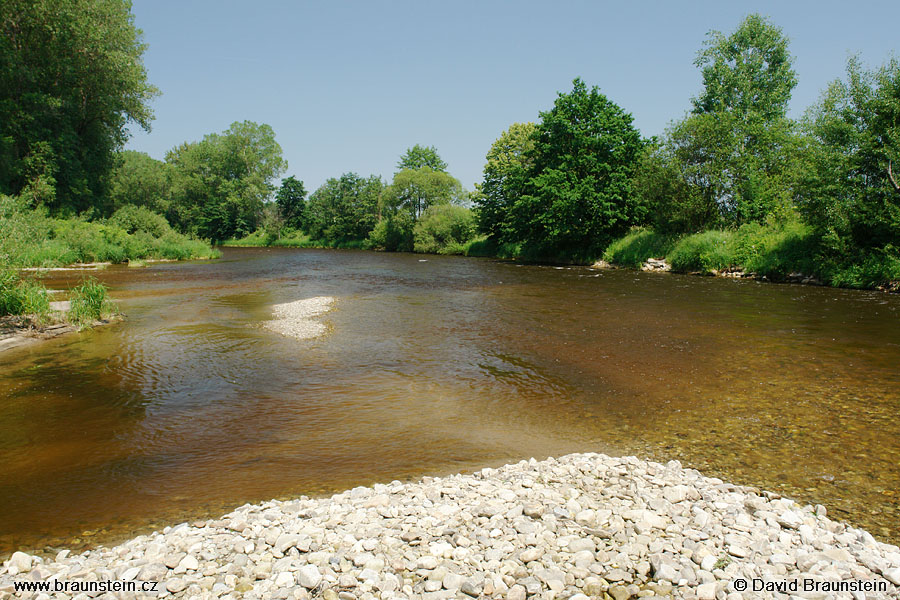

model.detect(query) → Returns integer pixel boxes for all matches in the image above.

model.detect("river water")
[1,247,898,555]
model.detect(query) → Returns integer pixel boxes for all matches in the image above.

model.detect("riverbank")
[2,453,898,599]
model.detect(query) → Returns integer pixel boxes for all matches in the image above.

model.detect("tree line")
[1,2,898,288]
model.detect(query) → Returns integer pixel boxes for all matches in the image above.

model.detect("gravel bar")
[2,453,899,599]
[263,297,335,340]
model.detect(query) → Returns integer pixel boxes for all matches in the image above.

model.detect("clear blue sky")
[126,0,899,192]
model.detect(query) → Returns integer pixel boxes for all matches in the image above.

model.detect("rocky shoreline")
[2,453,899,599]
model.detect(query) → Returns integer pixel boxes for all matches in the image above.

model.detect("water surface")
[1,248,898,555]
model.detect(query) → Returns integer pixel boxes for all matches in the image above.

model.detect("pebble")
[1,452,898,599]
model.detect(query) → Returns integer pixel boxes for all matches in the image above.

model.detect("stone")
[7,552,31,574]
[298,564,322,589]
[697,582,717,600]
[166,578,187,593]
[507,585,527,600]
[443,572,465,590]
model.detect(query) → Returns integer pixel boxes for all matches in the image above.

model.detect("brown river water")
[1,247,898,556]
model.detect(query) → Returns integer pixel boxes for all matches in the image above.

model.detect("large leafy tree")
[305,173,383,241]
[0,0,158,213]
[396,144,448,172]
[275,176,307,230]
[508,78,645,257]
[476,122,536,242]
[166,121,286,241]
[382,167,465,221]
[798,57,900,259]
[686,14,798,225]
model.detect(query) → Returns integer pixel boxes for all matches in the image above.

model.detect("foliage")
[413,205,476,254]
[507,79,646,258]
[108,205,173,238]
[106,151,174,216]
[0,0,158,213]
[602,228,676,268]
[383,167,465,221]
[666,230,736,273]
[397,144,448,172]
[166,121,286,241]
[642,15,799,232]
[275,176,307,230]
[0,270,50,320]
[306,173,384,242]
[368,212,415,252]
[730,220,819,278]
[798,57,900,260]
[476,122,537,242]
[67,277,116,327]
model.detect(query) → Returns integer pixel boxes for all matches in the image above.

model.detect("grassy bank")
[0,271,116,330]
[1,199,219,268]
[601,224,900,290]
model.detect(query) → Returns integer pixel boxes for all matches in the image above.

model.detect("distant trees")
[107,151,175,217]
[275,176,307,230]
[0,0,158,214]
[477,122,536,242]
[306,173,383,241]
[397,144,448,172]
[166,121,286,241]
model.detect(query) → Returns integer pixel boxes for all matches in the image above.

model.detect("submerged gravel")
[2,453,899,599]
[263,297,335,340]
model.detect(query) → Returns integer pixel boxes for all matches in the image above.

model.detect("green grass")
[0,270,51,322]
[602,228,677,267]
[67,278,117,328]
[463,236,521,258]
[666,230,736,273]
[731,221,820,279]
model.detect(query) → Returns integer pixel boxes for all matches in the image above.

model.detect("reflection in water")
[0,247,898,556]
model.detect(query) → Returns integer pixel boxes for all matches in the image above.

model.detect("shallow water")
[1,247,898,555]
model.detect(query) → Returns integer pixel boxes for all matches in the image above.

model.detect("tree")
[413,204,476,254]
[0,0,158,213]
[305,173,383,241]
[382,167,465,221]
[275,176,307,230]
[107,151,174,216]
[476,122,536,242]
[685,14,799,225]
[798,57,900,258]
[166,121,286,241]
[508,78,645,257]
[396,144,448,172]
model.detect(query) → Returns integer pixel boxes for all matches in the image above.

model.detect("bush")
[667,230,736,273]
[368,213,415,252]
[602,228,677,267]
[413,205,476,254]
[0,270,51,320]
[68,278,116,327]
[731,220,820,278]
[108,205,173,237]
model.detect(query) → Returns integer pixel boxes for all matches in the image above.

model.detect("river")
[1,247,898,555]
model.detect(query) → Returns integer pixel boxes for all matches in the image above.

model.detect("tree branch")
[889,160,900,193]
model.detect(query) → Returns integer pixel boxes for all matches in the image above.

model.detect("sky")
[126,0,900,192]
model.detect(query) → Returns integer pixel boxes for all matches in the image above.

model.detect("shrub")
[731,220,820,278]
[108,205,173,237]
[667,230,736,273]
[68,278,116,327]
[602,228,677,267]
[413,205,476,254]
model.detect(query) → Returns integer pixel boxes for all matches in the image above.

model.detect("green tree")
[686,14,799,225]
[476,122,537,242]
[275,176,307,230]
[305,173,383,242]
[107,151,174,216]
[413,204,476,254]
[396,144,448,172]
[166,121,286,241]
[799,57,900,259]
[508,78,645,257]
[383,167,465,221]
[0,0,158,213]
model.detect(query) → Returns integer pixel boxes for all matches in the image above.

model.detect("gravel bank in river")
[2,453,899,599]
[263,297,335,340]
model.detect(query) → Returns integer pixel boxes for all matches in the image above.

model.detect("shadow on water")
[0,247,898,555]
